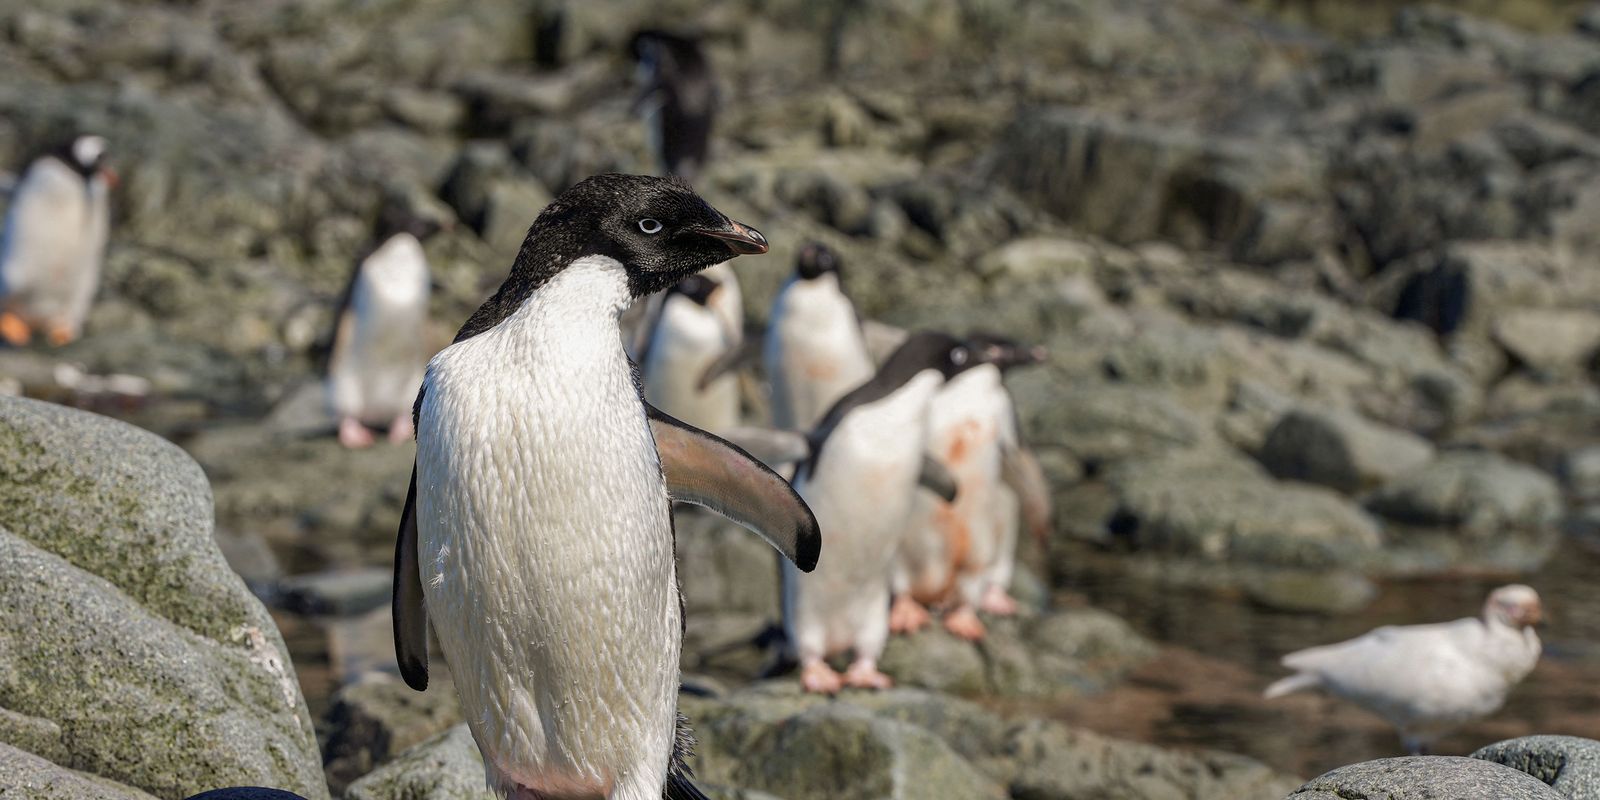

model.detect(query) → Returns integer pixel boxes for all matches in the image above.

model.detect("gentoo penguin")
[890,333,1049,640]
[1265,584,1542,755]
[784,331,976,694]
[0,135,115,347]
[392,174,820,800]
[641,263,743,433]
[630,30,718,181]
[763,242,872,432]
[326,217,439,449]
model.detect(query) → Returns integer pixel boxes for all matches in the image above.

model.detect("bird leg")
[388,412,415,443]
[842,658,894,690]
[0,311,31,346]
[889,593,931,634]
[338,416,376,448]
[979,584,1020,616]
[943,605,987,641]
[799,659,843,695]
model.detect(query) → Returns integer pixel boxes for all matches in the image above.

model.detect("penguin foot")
[942,606,987,641]
[842,660,894,690]
[0,312,32,346]
[338,417,376,449]
[889,594,932,634]
[44,323,76,347]
[979,585,1020,616]
[388,413,414,443]
[799,661,843,695]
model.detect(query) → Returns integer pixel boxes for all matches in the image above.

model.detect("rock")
[0,742,161,799]
[1562,446,1600,503]
[1395,242,1567,337]
[974,236,1099,283]
[343,725,493,800]
[1473,735,1600,799]
[185,790,311,800]
[1012,378,1216,469]
[323,672,464,795]
[1289,755,1565,799]
[0,397,327,799]
[1494,309,1600,373]
[1105,450,1383,569]
[1368,451,1564,538]
[674,511,783,618]
[1258,406,1436,493]
[275,567,392,616]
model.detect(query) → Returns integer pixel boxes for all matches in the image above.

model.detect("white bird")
[1265,584,1544,754]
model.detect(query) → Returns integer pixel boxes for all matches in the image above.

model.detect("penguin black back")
[631,29,718,178]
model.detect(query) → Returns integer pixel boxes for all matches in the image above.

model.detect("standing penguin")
[764,242,872,432]
[641,262,743,433]
[393,174,820,800]
[630,30,718,181]
[890,333,1049,640]
[972,333,1053,617]
[0,135,115,347]
[326,218,440,448]
[784,332,976,694]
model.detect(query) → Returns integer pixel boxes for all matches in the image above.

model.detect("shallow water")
[1043,538,1600,779]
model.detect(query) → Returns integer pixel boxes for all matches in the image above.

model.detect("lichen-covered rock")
[1289,755,1565,799]
[322,672,465,795]
[1473,735,1600,800]
[0,743,159,800]
[0,397,328,799]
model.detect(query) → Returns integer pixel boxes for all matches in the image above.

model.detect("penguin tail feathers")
[664,773,713,800]
[1264,672,1320,699]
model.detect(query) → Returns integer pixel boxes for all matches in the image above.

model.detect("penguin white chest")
[415,257,679,796]
[765,275,872,430]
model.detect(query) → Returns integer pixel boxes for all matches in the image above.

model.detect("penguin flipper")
[647,404,821,572]
[918,454,959,503]
[694,336,762,391]
[1002,443,1053,543]
[392,464,430,690]
[663,773,712,800]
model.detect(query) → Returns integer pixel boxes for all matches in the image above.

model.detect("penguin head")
[667,273,719,307]
[795,241,841,281]
[965,331,1048,372]
[518,173,766,298]
[884,331,980,382]
[48,135,112,183]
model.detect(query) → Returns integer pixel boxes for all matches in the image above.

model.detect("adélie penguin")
[890,332,1049,640]
[630,29,718,181]
[641,262,743,433]
[784,331,977,694]
[392,174,820,800]
[0,135,115,347]
[763,242,872,432]
[326,216,440,449]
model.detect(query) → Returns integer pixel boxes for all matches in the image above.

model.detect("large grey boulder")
[1258,406,1436,493]
[0,743,159,800]
[1367,451,1563,538]
[1473,735,1600,800]
[0,397,328,799]
[1289,756,1566,799]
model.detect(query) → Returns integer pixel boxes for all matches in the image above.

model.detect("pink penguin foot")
[338,417,376,449]
[800,661,844,695]
[943,605,987,641]
[889,594,932,634]
[980,585,1020,616]
[388,413,415,443]
[843,661,894,690]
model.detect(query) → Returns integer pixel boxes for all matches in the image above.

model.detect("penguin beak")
[694,220,769,255]
[99,166,119,189]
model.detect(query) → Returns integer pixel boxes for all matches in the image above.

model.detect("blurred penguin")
[0,135,115,347]
[785,332,976,693]
[976,333,1053,616]
[326,216,438,448]
[631,29,718,181]
[764,242,872,432]
[891,333,1049,640]
[642,262,744,433]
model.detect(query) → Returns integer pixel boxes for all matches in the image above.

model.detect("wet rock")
[1494,308,1600,374]
[1289,755,1564,799]
[1105,450,1383,569]
[1258,406,1435,493]
[323,672,464,795]
[1367,451,1563,538]
[343,725,492,800]
[1473,735,1600,799]
[0,397,327,799]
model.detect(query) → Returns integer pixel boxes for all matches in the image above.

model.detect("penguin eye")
[951,348,969,366]
[638,218,664,235]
